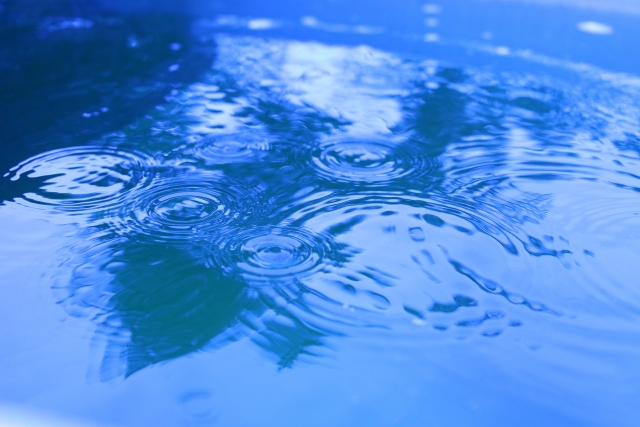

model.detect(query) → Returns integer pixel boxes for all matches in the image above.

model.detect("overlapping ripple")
[7,33,640,382]
[4,146,154,217]
[110,171,264,243]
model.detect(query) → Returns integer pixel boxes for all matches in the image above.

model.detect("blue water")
[1,1,640,426]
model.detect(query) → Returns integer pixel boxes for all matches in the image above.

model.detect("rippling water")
[2,2,640,426]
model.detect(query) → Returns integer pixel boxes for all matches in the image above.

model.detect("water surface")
[1,1,640,426]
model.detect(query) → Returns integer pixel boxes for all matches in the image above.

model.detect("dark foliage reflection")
[4,29,640,379]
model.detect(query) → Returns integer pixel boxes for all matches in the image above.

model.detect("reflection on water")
[2,12,640,424]
[6,32,640,374]
[5,146,156,216]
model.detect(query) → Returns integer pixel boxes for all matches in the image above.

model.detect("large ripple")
[210,226,345,282]
[177,133,271,166]
[110,171,264,243]
[303,137,435,185]
[5,146,154,217]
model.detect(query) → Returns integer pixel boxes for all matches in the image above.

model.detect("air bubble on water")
[409,227,425,242]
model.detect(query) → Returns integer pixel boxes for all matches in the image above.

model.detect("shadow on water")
[0,0,214,176]
[60,234,345,378]
[55,221,356,380]
[49,64,555,376]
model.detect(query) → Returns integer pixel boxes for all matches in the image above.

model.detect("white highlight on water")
[248,19,279,30]
[422,4,442,14]
[577,21,613,35]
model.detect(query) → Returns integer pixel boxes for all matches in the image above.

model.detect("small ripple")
[5,146,154,216]
[211,226,343,282]
[178,133,271,165]
[304,137,435,185]
[111,171,263,242]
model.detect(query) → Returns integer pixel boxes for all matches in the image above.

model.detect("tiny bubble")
[170,42,182,51]
[409,227,425,242]
[168,64,180,72]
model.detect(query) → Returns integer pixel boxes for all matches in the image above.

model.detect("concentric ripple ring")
[111,171,263,242]
[5,146,154,216]
[180,133,270,165]
[212,226,339,281]
[306,137,434,184]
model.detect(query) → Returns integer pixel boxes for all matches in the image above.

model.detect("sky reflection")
[1,2,640,426]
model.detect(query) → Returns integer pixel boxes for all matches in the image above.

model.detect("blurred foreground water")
[1,1,640,426]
